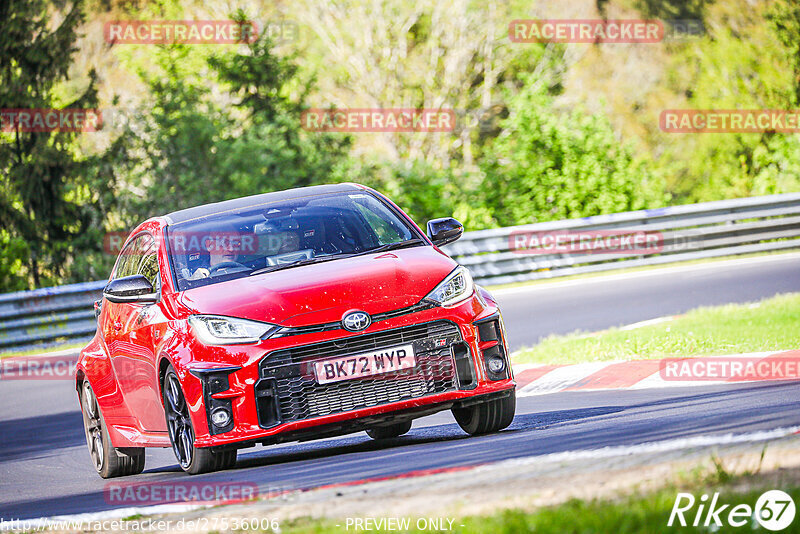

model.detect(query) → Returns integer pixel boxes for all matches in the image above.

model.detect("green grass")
[254,478,800,534]
[513,292,800,365]
[448,487,800,534]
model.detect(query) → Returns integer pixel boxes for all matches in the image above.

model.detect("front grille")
[270,301,435,338]
[257,321,461,424]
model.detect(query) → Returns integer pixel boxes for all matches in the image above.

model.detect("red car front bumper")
[184,293,513,448]
[88,291,514,450]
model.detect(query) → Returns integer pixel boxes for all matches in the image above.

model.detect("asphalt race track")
[1,254,799,520]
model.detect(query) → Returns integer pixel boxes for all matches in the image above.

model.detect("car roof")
[163,183,365,225]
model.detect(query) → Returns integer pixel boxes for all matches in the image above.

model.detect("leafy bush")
[479,77,667,227]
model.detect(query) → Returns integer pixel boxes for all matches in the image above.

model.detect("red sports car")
[77,183,515,477]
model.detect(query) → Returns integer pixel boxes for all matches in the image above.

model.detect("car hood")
[178,246,457,326]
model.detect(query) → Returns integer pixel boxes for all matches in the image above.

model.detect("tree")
[652,0,800,202]
[0,0,119,289]
[292,0,565,167]
[210,23,352,194]
[767,0,800,107]
[122,27,351,222]
[480,76,667,226]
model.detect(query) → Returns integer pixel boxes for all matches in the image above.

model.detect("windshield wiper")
[360,238,426,255]
[249,255,342,276]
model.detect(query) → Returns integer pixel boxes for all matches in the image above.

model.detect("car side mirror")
[426,217,464,247]
[104,275,158,304]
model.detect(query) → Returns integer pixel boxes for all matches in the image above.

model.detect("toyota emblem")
[342,311,371,332]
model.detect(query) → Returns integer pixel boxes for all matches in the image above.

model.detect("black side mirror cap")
[426,217,464,247]
[103,274,158,304]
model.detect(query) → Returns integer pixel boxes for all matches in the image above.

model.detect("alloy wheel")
[165,372,194,469]
[82,382,104,471]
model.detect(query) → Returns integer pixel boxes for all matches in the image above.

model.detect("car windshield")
[167,191,422,291]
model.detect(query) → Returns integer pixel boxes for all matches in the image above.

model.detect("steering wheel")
[208,261,248,276]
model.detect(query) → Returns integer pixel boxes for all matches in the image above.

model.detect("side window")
[113,237,141,280]
[112,233,160,291]
[137,235,160,290]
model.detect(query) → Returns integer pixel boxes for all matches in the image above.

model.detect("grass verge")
[512,292,800,366]
[264,463,800,534]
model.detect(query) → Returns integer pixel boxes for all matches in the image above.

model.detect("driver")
[187,231,244,280]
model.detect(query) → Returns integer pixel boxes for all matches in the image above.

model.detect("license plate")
[314,344,416,385]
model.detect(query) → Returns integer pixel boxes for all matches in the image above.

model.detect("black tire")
[366,420,413,440]
[162,365,237,475]
[215,449,238,470]
[180,447,238,475]
[80,380,145,478]
[452,390,516,436]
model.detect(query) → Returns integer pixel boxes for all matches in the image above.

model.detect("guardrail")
[441,192,800,285]
[0,280,105,351]
[2,193,799,352]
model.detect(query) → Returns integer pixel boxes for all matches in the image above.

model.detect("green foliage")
[751,135,800,195]
[0,0,121,289]
[657,0,800,202]
[5,0,800,290]
[330,158,458,227]
[329,158,497,230]
[634,0,712,20]
[480,78,667,226]
[121,33,351,222]
[0,232,28,291]
[767,0,800,106]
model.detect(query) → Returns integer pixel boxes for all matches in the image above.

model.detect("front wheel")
[452,390,516,435]
[163,365,237,474]
[80,380,145,478]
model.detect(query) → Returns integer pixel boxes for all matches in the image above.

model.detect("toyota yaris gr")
[77,183,516,477]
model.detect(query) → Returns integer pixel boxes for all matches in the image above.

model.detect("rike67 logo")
[669,490,795,531]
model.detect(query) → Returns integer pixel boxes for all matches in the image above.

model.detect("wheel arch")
[157,353,175,407]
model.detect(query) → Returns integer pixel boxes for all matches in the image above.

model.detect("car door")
[103,236,139,386]
[107,233,168,432]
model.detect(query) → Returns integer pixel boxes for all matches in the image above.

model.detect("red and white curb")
[511,350,800,397]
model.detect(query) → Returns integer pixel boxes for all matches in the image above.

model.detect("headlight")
[424,266,474,307]
[188,315,278,345]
